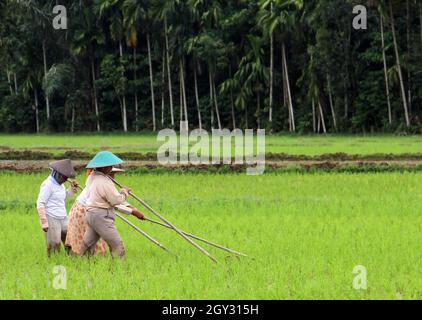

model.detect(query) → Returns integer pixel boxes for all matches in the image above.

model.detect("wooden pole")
[115,212,172,254]
[144,217,247,257]
[108,176,219,263]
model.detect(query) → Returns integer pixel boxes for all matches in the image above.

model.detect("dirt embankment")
[2,159,422,174]
[2,149,422,173]
[3,149,422,161]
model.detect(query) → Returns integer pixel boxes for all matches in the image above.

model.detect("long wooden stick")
[144,217,247,257]
[115,212,172,254]
[108,176,219,263]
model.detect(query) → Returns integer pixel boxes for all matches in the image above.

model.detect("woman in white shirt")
[36,159,78,255]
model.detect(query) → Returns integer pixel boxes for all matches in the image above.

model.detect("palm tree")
[70,3,105,132]
[378,2,392,125]
[95,0,129,131]
[189,0,224,130]
[43,63,82,132]
[258,0,275,124]
[221,36,269,129]
[18,0,55,121]
[154,0,178,128]
[389,0,410,127]
[259,0,304,132]
[124,0,159,131]
[186,36,203,130]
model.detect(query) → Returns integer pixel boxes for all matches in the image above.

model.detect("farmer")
[80,151,144,258]
[65,167,145,255]
[36,159,79,255]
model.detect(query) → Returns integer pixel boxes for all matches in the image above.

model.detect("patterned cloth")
[65,201,107,255]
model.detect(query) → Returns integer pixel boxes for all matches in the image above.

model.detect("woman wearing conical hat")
[36,159,79,255]
[65,167,144,255]
[80,151,144,258]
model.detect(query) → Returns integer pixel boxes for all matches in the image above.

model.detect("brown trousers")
[80,208,125,257]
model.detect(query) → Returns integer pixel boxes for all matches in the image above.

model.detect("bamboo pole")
[143,217,247,257]
[108,176,219,263]
[115,212,172,254]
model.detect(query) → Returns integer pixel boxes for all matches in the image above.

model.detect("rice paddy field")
[0,170,421,300]
[2,133,422,155]
[0,134,421,300]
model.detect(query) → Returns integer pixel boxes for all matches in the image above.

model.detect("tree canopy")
[0,0,421,133]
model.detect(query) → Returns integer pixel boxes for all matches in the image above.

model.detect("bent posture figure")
[80,151,143,258]
[66,168,144,255]
[36,159,78,255]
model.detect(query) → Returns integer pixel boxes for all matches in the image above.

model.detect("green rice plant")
[2,133,422,156]
[0,171,420,299]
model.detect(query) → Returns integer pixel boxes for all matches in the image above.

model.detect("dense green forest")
[0,0,421,133]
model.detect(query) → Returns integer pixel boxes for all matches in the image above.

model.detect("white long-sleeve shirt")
[36,176,75,220]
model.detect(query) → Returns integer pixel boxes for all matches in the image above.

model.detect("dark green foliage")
[0,0,421,133]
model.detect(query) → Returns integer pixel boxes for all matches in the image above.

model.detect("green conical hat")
[86,151,123,169]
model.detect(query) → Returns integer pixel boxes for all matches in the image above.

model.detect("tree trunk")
[229,65,236,129]
[212,73,222,130]
[380,12,392,125]
[420,2,422,46]
[282,42,295,132]
[119,40,128,132]
[180,59,188,127]
[34,87,40,133]
[344,78,349,120]
[406,0,411,114]
[71,105,75,133]
[133,47,139,132]
[257,92,261,129]
[245,103,249,129]
[269,1,274,123]
[312,99,316,133]
[6,69,13,95]
[209,69,214,129]
[327,74,337,131]
[343,23,351,120]
[13,73,18,93]
[318,101,327,134]
[281,50,288,128]
[164,16,174,128]
[42,41,50,120]
[389,2,410,127]
[91,58,101,132]
[193,60,202,130]
[147,34,156,131]
[179,72,183,123]
[161,48,166,127]
[317,109,321,133]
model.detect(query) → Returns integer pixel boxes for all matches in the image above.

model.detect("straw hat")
[49,159,76,178]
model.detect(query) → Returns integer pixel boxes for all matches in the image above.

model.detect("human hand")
[121,187,131,196]
[132,208,145,220]
[70,180,79,192]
